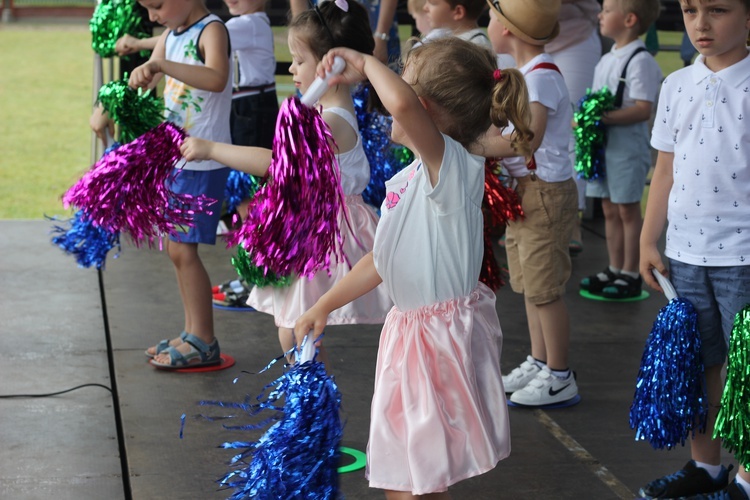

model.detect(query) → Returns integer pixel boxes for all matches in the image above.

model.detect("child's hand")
[318,48,368,87]
[129,60,162,89]
[639,245,667,294]
[180,137,213,162]
[115,34,140,56]
[90,104,115,146]
[294,305,328,350]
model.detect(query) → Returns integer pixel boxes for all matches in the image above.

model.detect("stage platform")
[0,219,736,499]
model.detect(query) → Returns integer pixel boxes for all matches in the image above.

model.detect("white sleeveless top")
[163,14,232,171]
[323,107,371,195]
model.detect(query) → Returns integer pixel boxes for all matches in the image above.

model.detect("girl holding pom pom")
[180,0,393,360]
[119,0,233,368]
[294,37,533,497]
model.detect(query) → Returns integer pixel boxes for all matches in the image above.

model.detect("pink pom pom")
[226,97,346,279]
[63,122,216,247]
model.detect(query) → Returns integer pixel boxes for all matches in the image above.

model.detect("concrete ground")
[0,219,737,500]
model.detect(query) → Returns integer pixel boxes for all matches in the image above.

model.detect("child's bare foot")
[145,331,187,357]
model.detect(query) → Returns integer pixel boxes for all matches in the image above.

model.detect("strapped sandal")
[211,278,248,295]
[149,333,221,370]
[602,274,643,299]
[145,331,188,358]
[213,288,251,308]
[580,267,618,294]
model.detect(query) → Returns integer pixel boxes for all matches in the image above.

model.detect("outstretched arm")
[293,252,382,346]
[180,137,272,177]
[320,49,444,185]
[639,150,673,292]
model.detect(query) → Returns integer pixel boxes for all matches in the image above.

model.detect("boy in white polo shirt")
[638,0,750,496]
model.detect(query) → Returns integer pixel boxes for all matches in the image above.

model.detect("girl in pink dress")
[181,0,392,358]
[294,37,534,498]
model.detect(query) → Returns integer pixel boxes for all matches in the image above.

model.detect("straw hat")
[486,0,561,46]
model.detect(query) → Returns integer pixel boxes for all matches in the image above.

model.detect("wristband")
[373,31,389,41]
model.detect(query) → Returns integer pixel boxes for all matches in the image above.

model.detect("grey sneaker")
[509,366,578,406]
[638,460,731,498]
[502,355,542,393]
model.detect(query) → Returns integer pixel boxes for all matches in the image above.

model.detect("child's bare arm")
[128,32,167,90]
[180,137,271,177]
[639,150,673,292]
[116,34,159,56]
[293,253,382,347]
[602,100,653,126]
[130,23,229,92]
[480,101,546,159]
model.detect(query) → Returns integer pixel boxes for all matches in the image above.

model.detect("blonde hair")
[403,37,533,159]
[407,0,426,15]
[618,0,662,35]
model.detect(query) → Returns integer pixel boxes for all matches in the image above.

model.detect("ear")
[624,12,639,29]
[452,4,466,20]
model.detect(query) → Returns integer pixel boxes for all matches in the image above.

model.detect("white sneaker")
[502,355,542,393]
[510,367,578,406]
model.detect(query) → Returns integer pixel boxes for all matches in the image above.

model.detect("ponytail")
[490,68,533,161]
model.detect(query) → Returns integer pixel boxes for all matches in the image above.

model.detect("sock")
[531,357,547,369]
[549,368,571,379]
[694,461,723,480]
[735,475,750,495]
[595,266,620,282]
[621,270,640,279]
[613,269,640,287]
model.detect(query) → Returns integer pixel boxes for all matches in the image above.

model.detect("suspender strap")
[614,47,647,108]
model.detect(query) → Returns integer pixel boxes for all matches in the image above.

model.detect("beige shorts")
[505,176,578,305]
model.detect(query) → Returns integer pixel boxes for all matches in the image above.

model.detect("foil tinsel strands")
[89,0,149,58]
[226,96,346,279]
[200,345,342,499]
[573,87,614,181]
[97,80,165,143]
[353,85,412,208]
[629,296,707,449]
[484,159,524,226]
[224,170,263,215]
[713,305,750,468]
[232,246,293,288]
[63,122,215,247]
[49,209,121,269]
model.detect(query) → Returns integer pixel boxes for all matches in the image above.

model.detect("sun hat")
[486,0,561,46]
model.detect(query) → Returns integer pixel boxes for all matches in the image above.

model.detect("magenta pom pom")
[63,122,216,247]
[226,97,346,279]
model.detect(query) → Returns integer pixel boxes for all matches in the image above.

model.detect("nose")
[288,62,295,75]
[422,3,428,13]
[694,10,710,31]
[148,10,158,23]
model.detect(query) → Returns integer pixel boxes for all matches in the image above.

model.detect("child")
[210,0,279,308]
[181,0,393,359]
[638,0,750,496]
[128,0,233,368]
[408,0,432,36]
[294,37,533,497]
[421,0,493,50]
[579,0,662,299]
[484,0,580,407]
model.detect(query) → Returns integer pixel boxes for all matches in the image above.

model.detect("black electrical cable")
[0,383,112,398]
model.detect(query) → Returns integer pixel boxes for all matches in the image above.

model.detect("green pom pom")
[90,0,150,58]
[714,304,750,469]
[232,246,293,288]
[573,87,615,181]
[98,80,165,143]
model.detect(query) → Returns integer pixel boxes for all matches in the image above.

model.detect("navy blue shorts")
[168,167,230,245]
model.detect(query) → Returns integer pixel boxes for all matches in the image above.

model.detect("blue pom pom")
[49,209,121,269]
[629,297,707,449]
[224,170,263,215]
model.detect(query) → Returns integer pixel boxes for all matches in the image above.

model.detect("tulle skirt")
[366,283,509,494]
[247,195,393,329]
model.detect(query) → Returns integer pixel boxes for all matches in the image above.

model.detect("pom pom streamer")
[224,170,263,215]
[63,122,215,247]
[199,337,343,499]
[573,87,614,181]
[226,96,346,279]
[97,80,165,143]
[353,85,412,208]
[713,304,750,468]
[629,271,707,449]
[90,0,150,58]
[232,246,293,288]
[48,209,121,269]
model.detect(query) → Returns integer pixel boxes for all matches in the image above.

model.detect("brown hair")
[403,37,533,158]
[445,0,488,21]
[288,0,375,59]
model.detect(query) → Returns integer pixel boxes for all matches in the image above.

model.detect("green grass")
[0,23,686,219]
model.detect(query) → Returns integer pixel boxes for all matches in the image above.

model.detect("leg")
[601,198,624,270]
[618,201,643,274]
[691,364,723,464]
[152,241,215,364]
[524,297,547,364]
[528,297,570,371]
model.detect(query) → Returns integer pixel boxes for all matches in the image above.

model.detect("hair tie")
[493,69,503,82]
[334,0,349,11]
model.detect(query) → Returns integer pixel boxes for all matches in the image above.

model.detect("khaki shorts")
[505,176,578,304]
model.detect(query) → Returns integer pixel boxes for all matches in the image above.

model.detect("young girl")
[294,38,533,498]
[181,0,393,357]
[123,0,233,368]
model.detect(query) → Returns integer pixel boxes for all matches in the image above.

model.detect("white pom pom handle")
[295,334,317,364]
[651,268,677,301]
[300,56,346,107]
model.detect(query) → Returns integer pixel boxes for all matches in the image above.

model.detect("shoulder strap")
[614,47,647,108]
[528,62,562,75]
